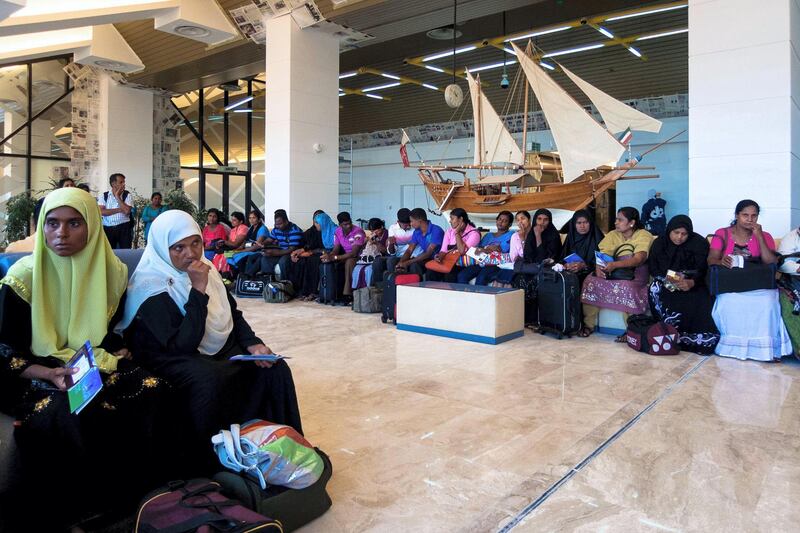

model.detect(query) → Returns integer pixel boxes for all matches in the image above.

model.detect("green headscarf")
[0,188,127,372]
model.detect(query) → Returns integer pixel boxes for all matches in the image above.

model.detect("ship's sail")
[512,43,625,182]
[466,71,524,166]
[560,64,662,134]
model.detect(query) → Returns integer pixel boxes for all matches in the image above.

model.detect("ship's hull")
[419,161,638,229]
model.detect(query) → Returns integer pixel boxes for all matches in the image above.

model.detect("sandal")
[577,326,593,338]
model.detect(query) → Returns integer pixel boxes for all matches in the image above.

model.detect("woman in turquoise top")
[456,211,514,285]
[141,192,167,243]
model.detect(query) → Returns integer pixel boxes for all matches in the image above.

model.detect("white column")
[96,75,154,196]
[688,0,800,236]
[265,15,339,228]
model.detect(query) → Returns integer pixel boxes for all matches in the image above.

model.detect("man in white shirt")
[370,208,418,285]
[98,173,134,249]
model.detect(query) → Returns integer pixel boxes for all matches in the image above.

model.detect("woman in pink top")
[708,199,778,265]
[428,208,481,282]
[202,208,228,260]
[211,211,250,272]
[707,199,791,361]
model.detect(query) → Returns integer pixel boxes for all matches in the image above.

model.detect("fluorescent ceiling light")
[422,83,438,91]
[596,26,614,39]
[636,28,688,41]
[425,65,445,73]
[627,46,642,58]
[467,59,517,73]
[606,4,687,22]
[542,43,604,58]
[338,93,346,97]
[233,109,252,113]
[224,95,253,111]
[365,94,384,100]
[422,45,477,62]
[505,26,571,43]
[362,82,401,92]
[381,73,401,80]
[338,72,357,79]
[539,61,555,71]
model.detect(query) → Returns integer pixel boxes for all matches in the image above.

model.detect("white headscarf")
[117,210,233,355]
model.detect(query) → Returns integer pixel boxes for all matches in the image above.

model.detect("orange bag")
[424,250,461,274]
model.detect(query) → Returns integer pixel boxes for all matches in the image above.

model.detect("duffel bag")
[353,286,382,313]
[707,262,777,295]
[236,273,272,298]
[625,314,680,356]
[135,478,281,533]
[263,280,295,303]
[214,449,333,532]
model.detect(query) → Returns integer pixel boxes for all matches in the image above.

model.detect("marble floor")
[238,298,800,533]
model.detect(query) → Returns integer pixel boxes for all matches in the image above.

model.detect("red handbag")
[425,250,461,274]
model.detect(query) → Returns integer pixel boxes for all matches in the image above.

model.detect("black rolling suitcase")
[536,268,581,338]
[381,271,420,323]
[318,261,340,304]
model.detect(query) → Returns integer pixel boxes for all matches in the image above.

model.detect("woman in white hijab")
[119,210,302,474]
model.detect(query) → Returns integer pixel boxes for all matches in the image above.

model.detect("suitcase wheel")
[380,315,387,324]
[557,333,563,340]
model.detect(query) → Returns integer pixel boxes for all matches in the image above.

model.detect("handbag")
[212,420,325,490]
[625,314,680,355]
[425,249,460,274]
[708,262,777,295]
[608,243,636,280]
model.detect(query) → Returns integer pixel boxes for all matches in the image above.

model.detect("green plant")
[162,189,206,227]
[3,193,37,248]
[130,191,149,249]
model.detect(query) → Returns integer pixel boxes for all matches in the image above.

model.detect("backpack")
[625,314,680,355]
[213,449,333,533]
[135,478,281,533]
[103,190,133,222]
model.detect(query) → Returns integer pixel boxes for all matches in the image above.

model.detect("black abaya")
[0,286,166,530]
[126,289,303,475]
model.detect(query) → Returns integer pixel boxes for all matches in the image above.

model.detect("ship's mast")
[476,74,483,174]
[521,42,534,167]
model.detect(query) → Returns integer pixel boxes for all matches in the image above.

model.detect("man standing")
[371,207,417,285]
[98,173,134,249]
[395,208,445,278]
[255,209,304,278]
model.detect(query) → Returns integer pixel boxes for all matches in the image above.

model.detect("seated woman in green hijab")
[0,188,166,531]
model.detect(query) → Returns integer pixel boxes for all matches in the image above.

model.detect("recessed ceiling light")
[175,25,211,38]
[427,26,462,41]
[94,60,125,69]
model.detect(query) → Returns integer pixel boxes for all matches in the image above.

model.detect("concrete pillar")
[96,75,154,197]
[265,15,339,228]
[688,0,800,236]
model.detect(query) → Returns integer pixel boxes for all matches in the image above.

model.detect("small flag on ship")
[400,129,411,167]
[618,127,633,146]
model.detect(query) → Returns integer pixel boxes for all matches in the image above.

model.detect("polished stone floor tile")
[236,298,800,532]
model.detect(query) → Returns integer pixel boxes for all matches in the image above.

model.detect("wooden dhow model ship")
[414,42,673,226]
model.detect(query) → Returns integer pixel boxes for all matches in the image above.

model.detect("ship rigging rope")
[435,95,469,166]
